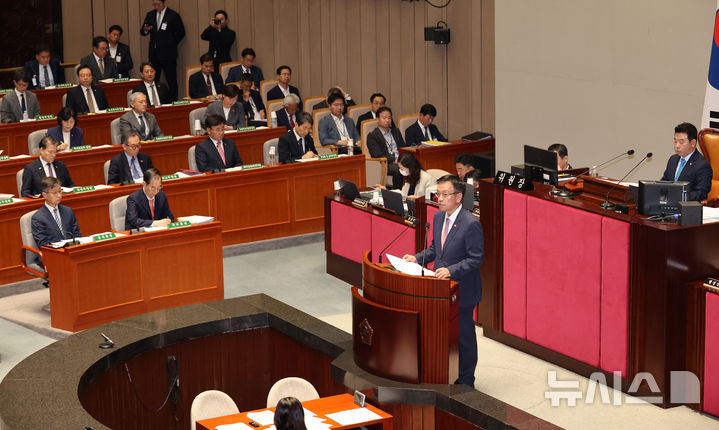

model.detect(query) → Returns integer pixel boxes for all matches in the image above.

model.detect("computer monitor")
[461,182,474,210]
[337,179,361,200]
[638,180,690,215]
[524,145,558,186]
[380,189,405,217]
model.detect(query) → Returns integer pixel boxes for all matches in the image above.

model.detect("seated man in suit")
[661,122,713,201]
[275,94,301,131]
[203,84,245,129]
[548,143,572,171]
[455,153,480,181]
[239,73,266,127]
[356,92,393,134]
[47,107,84,151]
[119,92,164,141]
[23,44,65,90]
[107,25,134,78]
[108,130,154,184]
[404,103,447,146]
[225,47,264,88]
[132,62,172,107]
[0,69,41,123]
[403,174,484,387]
[366,107,407,189]
[125,167,174,230]
[31,177,82,253]
[318,92,361,154]
[21,136,75,197]
[79,36,118,83]
[195,114,243,172]
[278,112,317,163]
[189,52,224,100]
[312,86,355,114]
[65,65,109,114]
[267,65,302,110]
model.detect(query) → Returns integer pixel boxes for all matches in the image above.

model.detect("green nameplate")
[237,126,256,132]
[71,145,92,152]
[0,198,13,205]
[36,114,56,121]
[0,89,12,94]
[161,174,180,181]
[319,154,339,160]
[168,220,191,229]
[172,100,190,105]
[0,155,10,161]
[73,186,96,193]
[113,77,130,82]
[56,83,74,88]
[242,163,262,170]
[154,135,174,142]
[106,107,126,113]
[93,232,116,242]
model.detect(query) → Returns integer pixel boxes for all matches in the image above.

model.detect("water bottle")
[271,111,278,128]
[347,139,354,156]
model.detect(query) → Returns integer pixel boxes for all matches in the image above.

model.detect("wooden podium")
[352,250,458,384]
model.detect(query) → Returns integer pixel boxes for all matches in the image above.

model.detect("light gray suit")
[0,90,41,123]
[79,54,118,83]
[317,114,361,147]
[203,100,246,128]
[119,110,164,141]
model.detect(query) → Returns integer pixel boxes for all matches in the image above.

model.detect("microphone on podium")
[378,224,412,264]
[571,149,636,179]
[420,222,430,276]
[599,152,653,210]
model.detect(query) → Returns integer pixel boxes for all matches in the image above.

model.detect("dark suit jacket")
[110,42,134,78]
[660,150,714,201]
[131,81,171,107]
[31,204,82,248]
[366,127,406,163]
[47,125,84,148]
[276,108,302,131]
[195,137,242,172]
[204,100,245,128]
[21,158,75,197]
[356,111,395,134]
[141,7,186,61]
[404,121,447,146]
[267,85,302,110]
[107,152,154,184]
[65,85,109,114]
[226,65,264,88]
[241,89,265,119]
[200,26,236,65]
[125,188,174,230]
[189,71,225,99]
[415,209,484,306]
[79,54,118,83]
[278,130,317,163]
[23,58,65,89]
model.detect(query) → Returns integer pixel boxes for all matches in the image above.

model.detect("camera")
[214,18,221,25]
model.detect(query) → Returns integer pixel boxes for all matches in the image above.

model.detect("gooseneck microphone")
[570,149,636,179]
[378,224,411,264]
[600,152,653,210]
[42,224,79,246]
[420,222,430,276]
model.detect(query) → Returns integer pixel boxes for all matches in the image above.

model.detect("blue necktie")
[675,158,687,181]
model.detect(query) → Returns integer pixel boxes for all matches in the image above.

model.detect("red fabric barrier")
[503,190,528,338]
[330,201,371,263]
[704,292,719,416]
[371,216,415,264]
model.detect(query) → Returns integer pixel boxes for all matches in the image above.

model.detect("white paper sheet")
[325,408,383,426]
[177,215,214,224]
[216,423,254,430]
[245,410,275,426]
[703,206,719,223]
[386,253,435,276]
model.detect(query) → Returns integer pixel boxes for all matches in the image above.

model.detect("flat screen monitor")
[337,179,361,200]
[380,189,405,217]
[524,145,558,186]
[462,182,475,210]
[638,180,690,215]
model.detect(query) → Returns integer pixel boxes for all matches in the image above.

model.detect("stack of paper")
[246,410,275,426]
[703,206,719,224]
[325,408,383,426]
[177,215,214,224]
[386,254,435,276]
[216,423,254,430]
[421,140,450,147]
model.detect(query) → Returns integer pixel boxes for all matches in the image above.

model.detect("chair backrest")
[398,113,419,140]
[185,65,202,99]
[62,93,67,107]
[348,104,371,126]
[73,64,81,83]
[16,169,23,196]
[427,168,451,182]
[312,108,331,143]
[28,129,48,155]
[108,195,129,231]
[188,145,197,171]
[126,89,133,107]
[360,118,379,158]
[303,96,325,113]
[260,79,278,106]
[103,160,111,184]
[219,61,242,83]
[263,138,279,164]
[190,390,239,430]
[266,377,319,408]
[266,100,285,127]
[110,117,122,146]
[698,128,719,200]
[189,107,208,134]
[20,210,39,267]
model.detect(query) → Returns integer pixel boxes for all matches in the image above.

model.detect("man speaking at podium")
[403,175,484,387]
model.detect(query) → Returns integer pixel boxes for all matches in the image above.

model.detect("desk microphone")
[420,222,430,276]
[568,149,636,179]
[378,224,412,264]
[600,152,652,210]
[42,225,79,246]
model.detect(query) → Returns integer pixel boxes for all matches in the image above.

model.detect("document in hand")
[386,254,435,277]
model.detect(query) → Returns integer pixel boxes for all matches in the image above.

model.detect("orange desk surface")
[0,101,208,156]
[42,221,224,331]
[196,394,393,430]
[0,154,365,285]
[0,127,285,194]
[399,138,495,173]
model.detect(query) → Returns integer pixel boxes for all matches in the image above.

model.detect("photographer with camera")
[201,10,236,70]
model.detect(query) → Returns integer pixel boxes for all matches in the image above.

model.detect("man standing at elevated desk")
[108,131,154,184]
[125,168,174,230]
[107,25,134,78]
[403,175,484,387]
[195,114,243,172]
[141,0,185,101]
[278,112,317,163]
[404,103,447,146]
[21,136,75,197]
[23,45,65,89]
[119,92,164,141]
[79,36,118,83]
[32,177,82,254]
[0,69,41,123]
[65,65,109,114]
[661,122,713,202]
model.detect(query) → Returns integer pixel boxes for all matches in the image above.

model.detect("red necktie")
[289,115,295,130]
[206,75,212,95]
[149,198,155,219]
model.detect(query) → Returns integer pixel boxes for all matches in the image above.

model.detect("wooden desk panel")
[399,139,495,173]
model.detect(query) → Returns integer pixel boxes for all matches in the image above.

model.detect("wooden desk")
[0,101,208,155]
[42,222,224,331]
[0,127,285,194]
[399,138,495,173]
[196,394,393,430]
[0,155,365,285]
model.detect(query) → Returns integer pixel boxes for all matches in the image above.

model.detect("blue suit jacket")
[415,208,484,307]
[31,204,82,248]
[107,152,154,185]
[317,114,361,148]
[47,125,84,148]
[660,150,713,201]
[125,188,174,230]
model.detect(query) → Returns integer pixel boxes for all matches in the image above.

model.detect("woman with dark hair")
[274,397,307,430]
[47,107,84,150]
[377,152,436,198]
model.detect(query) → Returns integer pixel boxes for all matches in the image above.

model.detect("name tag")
[73,186,96,193]
[237,126,256,132]
[161,174,180,181]
[161,22,167,31]
[0,89,12,94]
[56,83,74,88]
[0,155,9,161]
[168,220,191,229]
[319,154,338,160]
[115,55,122,62]
[71,145,92,152]
[36,114,56,121]
[112,77,129,83]
[242,163,262,170]
[93,233,116,242]
[172,100,190,105]
[32,77,38,87]
[106,107,126,113]
[154,135,174,142]
[0,198,13,206]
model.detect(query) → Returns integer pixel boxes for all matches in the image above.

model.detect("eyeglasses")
[147,185,162,191]
[125,144,142,149]
[437,192,459,199]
